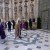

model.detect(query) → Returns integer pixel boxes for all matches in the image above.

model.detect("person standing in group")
[0,20,6,44]
[5,21,7,29]
[18,20,22,38]
[22,19,25,30]
[24,20,28,30]
[12,20,15,29]
[15,20,22,39]
[8,21,11,31]
[29,18,32,30]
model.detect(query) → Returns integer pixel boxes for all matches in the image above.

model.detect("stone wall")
[0,0,38,22]
[39,0,50,30]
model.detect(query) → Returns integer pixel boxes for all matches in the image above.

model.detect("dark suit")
[12,20,15,29]
[8,21,11,31]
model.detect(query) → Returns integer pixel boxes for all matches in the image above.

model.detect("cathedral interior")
[0,0,50,50]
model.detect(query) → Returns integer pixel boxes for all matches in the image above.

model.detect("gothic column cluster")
[14,0,34,20]
[0,0,35,21]
[0,0,3,20]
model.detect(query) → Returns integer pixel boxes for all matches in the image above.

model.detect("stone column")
[14,0,18,21]
[30,0,34,19]
[19,2,22,19]
[4,0,9,21]
[11,0,13,20]
[0,0,3,19]
[3,0,5,21]
[9,0,12,21]
[24,0,28,20]
[12,0,15,20]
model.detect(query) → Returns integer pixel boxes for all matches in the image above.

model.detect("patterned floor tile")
[14,45,19,48]
[36,46,41,49]
[44,44,49,47]
[45,40,48,42]
[39,41,42,43]
[0,29,50,50]
[4,47,9,50]
[27,48,32,50]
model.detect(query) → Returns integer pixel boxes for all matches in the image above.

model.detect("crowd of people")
[0,18,33,44]
[5,20,15,31]
[0,19,15,44]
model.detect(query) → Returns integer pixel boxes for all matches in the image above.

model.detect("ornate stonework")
[0,0,38,22]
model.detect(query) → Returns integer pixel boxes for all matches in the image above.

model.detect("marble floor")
[0,29,50,50]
